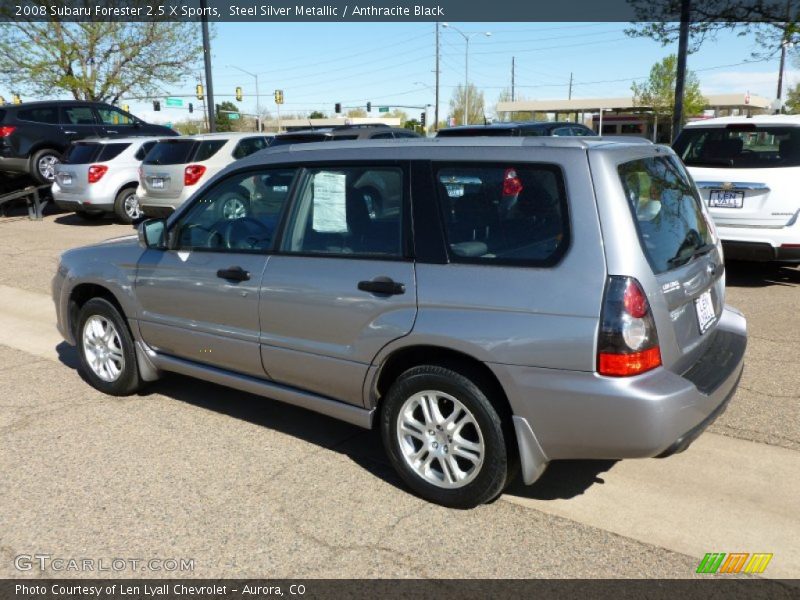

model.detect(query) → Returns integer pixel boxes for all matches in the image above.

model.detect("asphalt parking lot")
[0,207,798,581]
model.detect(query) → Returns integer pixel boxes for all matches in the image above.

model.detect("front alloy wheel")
[82,315,125,383]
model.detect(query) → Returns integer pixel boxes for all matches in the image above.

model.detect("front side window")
[435,163,569,266]
[673,125,800,168]
[61,106,96,125]
[282,166,403,257]
[173,169,297,253]
[97,107,133,125]
[618,156,713,274]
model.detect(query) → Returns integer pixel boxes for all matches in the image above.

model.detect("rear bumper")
[717,224,800,262]
[0,156,28,173]
[52,185,114,213]
[137,184,185,217]
[491,305,746,484]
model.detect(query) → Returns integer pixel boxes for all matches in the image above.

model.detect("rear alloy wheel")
[77,298,142,396]
[381,365,511,508]
[30,148,61,184]
[114,188,142,223]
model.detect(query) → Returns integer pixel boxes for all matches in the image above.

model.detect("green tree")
[786,83,800,113]
[215,101,240,133]
[632,55,706,139]
[0,16,201,103]
[308,110,326,119]
[346,108,367,118]
[495,88,541,121]
[449,83,486,126]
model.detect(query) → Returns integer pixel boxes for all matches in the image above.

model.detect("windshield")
[673,125,800,168]
[618,156,714,274]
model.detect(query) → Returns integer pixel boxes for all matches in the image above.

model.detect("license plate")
[59,174,72,186]
[150,177,165,189]
[708,189,744,208]
[695,290,716,334]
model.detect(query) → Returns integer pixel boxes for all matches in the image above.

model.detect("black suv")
[0,101,177,184]
[271,124,421,146]
[436,121,597,138]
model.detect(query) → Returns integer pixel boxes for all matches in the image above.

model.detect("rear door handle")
[106,130,118,134]
[358,277,405,295]
[64,130,77,135]
[217,266,250,282]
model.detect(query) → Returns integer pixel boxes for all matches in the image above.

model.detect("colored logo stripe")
[697,553,726,573]
[744,553,773,574]
[697,553,773,574]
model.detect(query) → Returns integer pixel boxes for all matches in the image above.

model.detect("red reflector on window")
[598,347,662,377]
[502,167,523,196]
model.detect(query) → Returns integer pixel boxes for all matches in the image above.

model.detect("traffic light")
[420,112,426,127]
[12,94,21,104]
[335,102,341,113]
[0,96,5,105]
[153,100,161,111]
[274,89,284,105]
[122,104,130,113]
[366,102,371,112]
[235,86,243,102]
[188,103,194,114]
[196,84,204,100]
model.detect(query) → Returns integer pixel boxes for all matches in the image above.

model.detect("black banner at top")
[2,0,799,22]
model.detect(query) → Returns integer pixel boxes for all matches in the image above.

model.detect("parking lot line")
[503,432,800,579]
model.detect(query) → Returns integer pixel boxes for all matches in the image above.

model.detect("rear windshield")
[97,143,130,162]
[674,125,800,168]
[434,163,569,266]
[618,156,713,274]
[63,143,100,164]
[143,140,195,165]
[437,128,517,137]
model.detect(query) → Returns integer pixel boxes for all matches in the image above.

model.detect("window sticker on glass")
[312,171,348,233]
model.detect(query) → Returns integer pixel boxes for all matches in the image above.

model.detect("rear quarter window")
[618,155,713,274]
[143,140,195,165]
[434,163,569,266]
[97,143,130,162]
[63,143,100,164]
[193,140,226,161]
[134,141,157,161]
[17,107,59,124]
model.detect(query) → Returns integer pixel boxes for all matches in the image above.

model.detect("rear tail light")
[87,165,108,184]
[502,167,523,196]
[0,126,16,138]
[184,164,206,186]
[597,276,662,377]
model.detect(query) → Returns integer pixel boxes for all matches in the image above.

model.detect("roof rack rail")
[332,123,391,129]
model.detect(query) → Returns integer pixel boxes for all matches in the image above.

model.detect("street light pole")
[442,23,491,125]
[228,64,261,131]
[200,0,215,132]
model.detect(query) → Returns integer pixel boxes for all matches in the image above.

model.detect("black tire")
[381,365,511,508]
[113,186,141,224]
[75,211,104,221]
[29,148,62,185]
[76,298,142,396]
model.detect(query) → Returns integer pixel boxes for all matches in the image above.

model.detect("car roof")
[441,121,586,132]
[9,100,116,109]
[684,114,800,128]
[159,132,270,141]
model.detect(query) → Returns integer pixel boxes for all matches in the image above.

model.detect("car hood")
[60,234,141,264]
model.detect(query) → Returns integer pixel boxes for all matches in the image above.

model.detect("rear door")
[258,163,417,406]
[140,139,197,200]
[94,105,137,137]
[674,124,800,227]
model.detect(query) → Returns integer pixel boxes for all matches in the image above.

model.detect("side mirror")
[137,218,166,249]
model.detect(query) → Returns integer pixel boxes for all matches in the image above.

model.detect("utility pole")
[511,57,516,102]
[672,0,691,142]
[435,22,440,131]
[200,0,216,132]
[776,0,792,111]
[568,72,573,100]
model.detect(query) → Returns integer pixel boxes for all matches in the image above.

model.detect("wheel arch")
[68,283,128,341]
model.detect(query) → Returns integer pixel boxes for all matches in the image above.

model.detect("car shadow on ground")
[724,260,800,288]
[53,213,117,226]
[56,341,614,503]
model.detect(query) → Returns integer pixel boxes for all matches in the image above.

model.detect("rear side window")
[97,143,130,162]
[618,156,713,274]
[17,107,59,124]
[134,141,157,161]
[674,125,800,168]
[232,137,269,159]
[143,140,195,165]
[63,143,100,164]
[434,163,569,266]
[194,140,226,161]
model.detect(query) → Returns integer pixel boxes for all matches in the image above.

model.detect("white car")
[52,137,161,223]
[674,115,800,262]
[137,132,273,217]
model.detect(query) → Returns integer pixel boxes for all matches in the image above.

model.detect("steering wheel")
[221,217,272,250]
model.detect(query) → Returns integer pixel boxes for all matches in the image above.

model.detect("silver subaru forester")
[53,137,746,508]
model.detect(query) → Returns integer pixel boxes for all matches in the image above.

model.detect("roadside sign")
[228,113,240,120]
[379,107,389,113]
[165,97,183,107]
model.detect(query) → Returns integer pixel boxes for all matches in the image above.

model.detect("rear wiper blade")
[667,242,716,267]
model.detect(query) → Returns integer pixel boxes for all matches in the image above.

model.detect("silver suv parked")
[53,138,746,508]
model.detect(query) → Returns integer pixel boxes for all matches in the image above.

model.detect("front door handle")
[106,130,119,134]
[64,130,77,135]
[217,266,250,282]
[358,277,405,295]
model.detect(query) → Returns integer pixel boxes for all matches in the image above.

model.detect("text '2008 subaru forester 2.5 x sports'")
[53,137,746,508]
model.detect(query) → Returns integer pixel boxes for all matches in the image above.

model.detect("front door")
[259,164,417,406]
[135,167,298,378]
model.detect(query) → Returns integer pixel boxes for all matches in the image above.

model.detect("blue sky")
[5,22,798,124]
